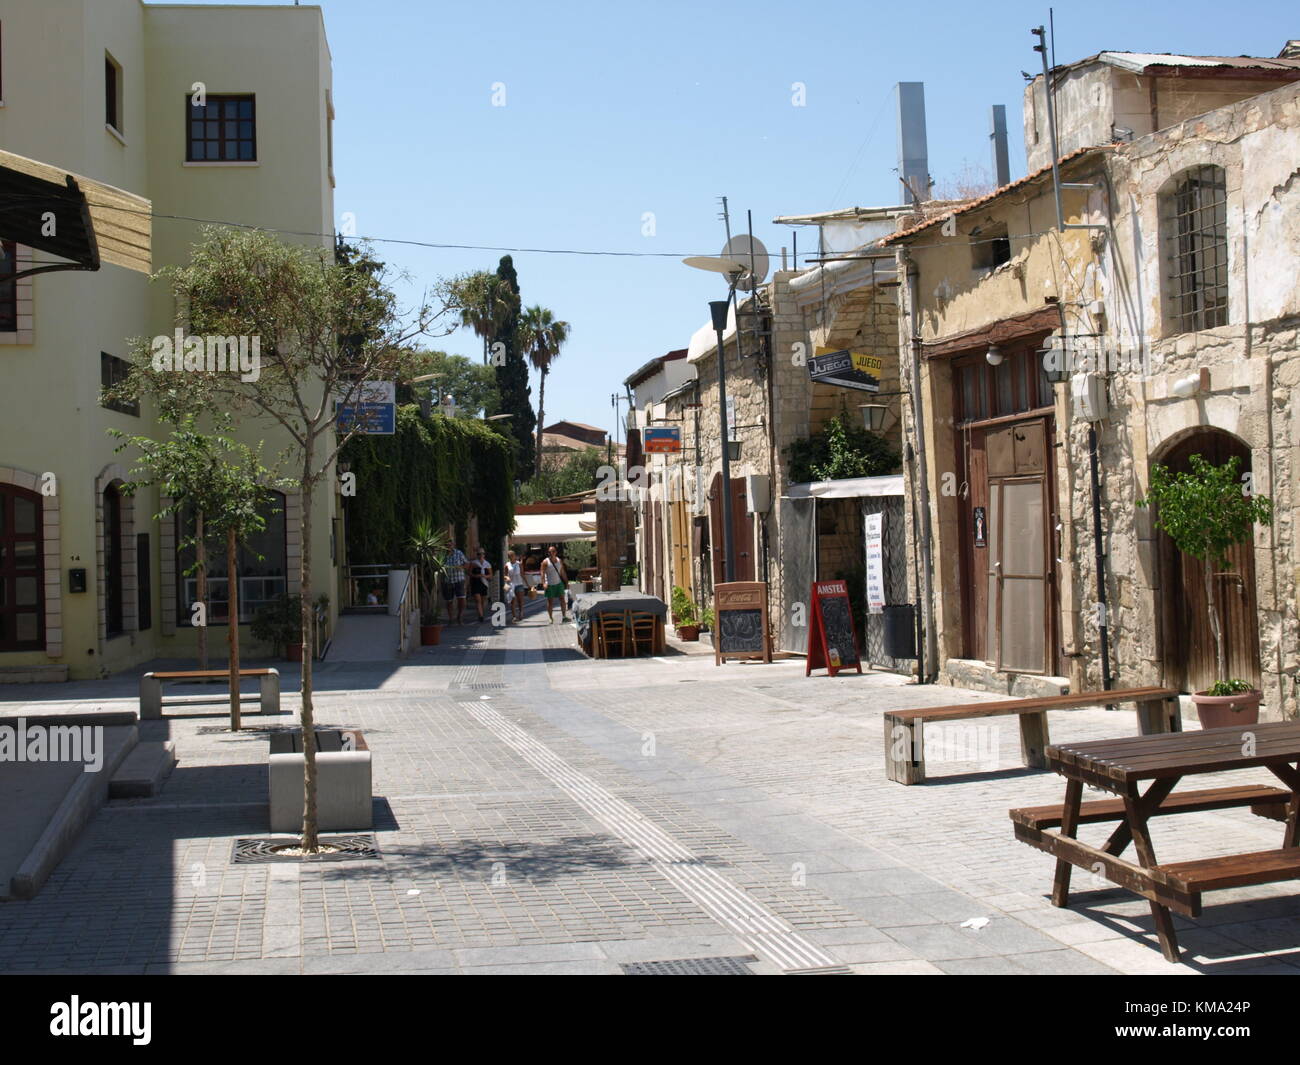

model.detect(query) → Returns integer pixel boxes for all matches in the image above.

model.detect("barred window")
[1164,165,1228,333]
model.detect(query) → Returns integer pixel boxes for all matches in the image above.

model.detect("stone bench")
[268,728,371,833]
[140,668,280,720]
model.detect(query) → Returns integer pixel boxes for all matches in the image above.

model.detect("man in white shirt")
[540,545,568,623]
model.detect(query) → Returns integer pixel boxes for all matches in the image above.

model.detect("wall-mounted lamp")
[1171,368,1210,399]
[726,440,741,462]
[860,403,898,433]
[1040,341,1071,384]
[986,343,1004,366]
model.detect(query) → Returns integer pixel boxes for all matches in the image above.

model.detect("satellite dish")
[682,255,748,275]
[721,235,769,291]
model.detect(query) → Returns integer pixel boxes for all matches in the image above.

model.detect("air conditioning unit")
[1071,372,1107,423]
[746,474,771,515]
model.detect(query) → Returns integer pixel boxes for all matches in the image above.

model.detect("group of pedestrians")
[439,541,571,625]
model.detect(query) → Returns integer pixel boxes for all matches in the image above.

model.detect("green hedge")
[340,404,515,563]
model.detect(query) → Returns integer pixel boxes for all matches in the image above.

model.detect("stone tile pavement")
[0,601,1296,975]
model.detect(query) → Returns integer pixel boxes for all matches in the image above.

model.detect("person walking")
[468,547,493,623]
[506,550,526,622]
[541,545,568,623]
[442,540,468,625]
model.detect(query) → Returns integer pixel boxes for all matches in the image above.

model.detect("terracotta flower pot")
[1191,688,1262,729]
[420,624,441,646]
[676,624,700,642]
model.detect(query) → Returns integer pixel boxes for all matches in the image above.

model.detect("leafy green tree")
[787,412,900,484]
[396,349,499,416]
[447,270,516,365]
[493,256,536,474]
[519,446,606,503]
[123,227,449,851]
[518,305,571,474]
[1138,454,1272,688]
[113,414,290,729]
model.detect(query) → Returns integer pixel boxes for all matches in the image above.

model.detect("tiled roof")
[881,145,1114,245]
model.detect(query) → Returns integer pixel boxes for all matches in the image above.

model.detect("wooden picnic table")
[1010,721,1300,962]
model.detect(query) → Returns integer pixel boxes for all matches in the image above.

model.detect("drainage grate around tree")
[621,955,757,976]
[232,834,381,864]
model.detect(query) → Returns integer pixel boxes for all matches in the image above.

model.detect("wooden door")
[710,476,754,585]
[1155,431,1261,692]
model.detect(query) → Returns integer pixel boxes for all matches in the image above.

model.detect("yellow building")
[0,0,338,680]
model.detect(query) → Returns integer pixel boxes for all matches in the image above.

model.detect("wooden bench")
[140,668,280,719]
[884,686,1180,784]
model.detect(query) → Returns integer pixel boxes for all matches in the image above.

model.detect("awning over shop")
[785,474,904,499]
[510,512,597,543]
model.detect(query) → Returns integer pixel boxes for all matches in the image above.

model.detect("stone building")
[626,207,908,659]
[886,45,1300,720]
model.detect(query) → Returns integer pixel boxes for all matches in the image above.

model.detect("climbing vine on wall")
[340,404,516,563]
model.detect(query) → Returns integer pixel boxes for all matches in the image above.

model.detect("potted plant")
[670,585,693,627]
[408,518,450,646]
[1138,454,1272,728]
[252,593,303,661]
[699,606,715,648]
[675,598,700,642]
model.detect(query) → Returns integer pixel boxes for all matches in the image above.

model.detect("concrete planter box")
[268,729,371,833]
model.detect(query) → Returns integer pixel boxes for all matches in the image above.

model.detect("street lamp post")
[682,253,748,587]
[709,299,736,583]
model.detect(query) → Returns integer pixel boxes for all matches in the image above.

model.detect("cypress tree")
[494,255,537,474]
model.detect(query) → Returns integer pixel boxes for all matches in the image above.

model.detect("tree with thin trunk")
[123,229,452,850]
[518,305,570,476]
[114,415,290,730]
[1138,453,1272,689]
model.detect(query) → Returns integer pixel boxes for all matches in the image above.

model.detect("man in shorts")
[442,541,468,624]
[540,545,568,623]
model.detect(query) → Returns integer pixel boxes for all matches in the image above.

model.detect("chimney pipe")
[989,104,1010,187]
[895,82,930,205]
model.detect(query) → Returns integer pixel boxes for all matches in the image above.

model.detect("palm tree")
[518,305,570,474]
[451,271,518,365]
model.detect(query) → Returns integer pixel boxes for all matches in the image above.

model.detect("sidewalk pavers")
[0,606,1295,974]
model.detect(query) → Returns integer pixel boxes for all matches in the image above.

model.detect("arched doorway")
[1153,429,1261,693]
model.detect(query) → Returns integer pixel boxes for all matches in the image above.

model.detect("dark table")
[572,591,667,657]
[1011,721,1300,961]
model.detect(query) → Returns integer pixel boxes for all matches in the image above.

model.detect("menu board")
[806,580,863,677]
[865,512,885,614]
[713,581,772,665]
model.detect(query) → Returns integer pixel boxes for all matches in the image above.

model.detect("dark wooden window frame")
[105,53,122,133]
[0,483,44,651]
[104,484,124,638]
[100,352,139,417]
[186,93,256,162]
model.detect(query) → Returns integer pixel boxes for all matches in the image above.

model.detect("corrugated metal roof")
[1061,50,1300,76]
[881,146,1113,245]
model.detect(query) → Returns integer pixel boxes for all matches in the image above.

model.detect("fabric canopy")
[510,512,596,542]
[785,474,905,499]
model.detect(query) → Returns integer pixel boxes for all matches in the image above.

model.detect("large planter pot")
[676,624,700,642]
[420,624,441,646]
[284,642,303,663]
[1191,689,1262,729]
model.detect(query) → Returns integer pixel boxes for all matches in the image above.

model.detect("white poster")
[865,512,885,614]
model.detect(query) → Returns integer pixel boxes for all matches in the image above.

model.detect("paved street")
[1,602,1297,976]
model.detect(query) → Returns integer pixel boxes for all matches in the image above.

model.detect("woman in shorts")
[468,547,493,622]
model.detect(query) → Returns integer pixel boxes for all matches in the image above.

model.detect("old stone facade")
[890,67,1300,720]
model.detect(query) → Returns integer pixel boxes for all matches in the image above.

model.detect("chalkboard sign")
[714,581,772,665]
[807,580,863,677]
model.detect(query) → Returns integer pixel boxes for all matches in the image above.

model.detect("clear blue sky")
[168,0,1296,439]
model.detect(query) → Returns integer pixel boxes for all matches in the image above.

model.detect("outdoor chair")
[626,611,657,656]
[594,613,629,658]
